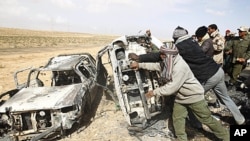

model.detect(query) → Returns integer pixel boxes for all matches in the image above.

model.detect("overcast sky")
[0,0,249,39]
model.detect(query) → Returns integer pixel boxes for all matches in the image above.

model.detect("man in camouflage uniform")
[224,26,250,85]
[208,24,225,66]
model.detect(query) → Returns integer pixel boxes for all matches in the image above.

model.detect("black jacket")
[175,36,220,83]
[139,36,220,83]
[139,52,161,62]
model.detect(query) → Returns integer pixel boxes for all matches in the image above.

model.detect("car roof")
[42,53,92,71]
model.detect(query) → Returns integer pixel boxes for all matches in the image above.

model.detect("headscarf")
[160,44,179,82]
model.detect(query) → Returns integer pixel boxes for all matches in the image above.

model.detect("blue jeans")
[203,67,245,125]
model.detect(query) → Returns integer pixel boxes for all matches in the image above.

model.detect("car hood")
[0,84,85,113]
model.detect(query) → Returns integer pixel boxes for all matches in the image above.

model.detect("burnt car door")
[0,67,33,106]
[76,61,97,104]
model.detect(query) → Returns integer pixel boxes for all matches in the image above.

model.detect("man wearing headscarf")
[129,45,229,141]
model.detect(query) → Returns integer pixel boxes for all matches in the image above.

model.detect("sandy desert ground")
[0,27,219,141]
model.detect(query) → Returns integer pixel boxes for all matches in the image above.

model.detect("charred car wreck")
[0,53,107,141]
[96,34,173,135]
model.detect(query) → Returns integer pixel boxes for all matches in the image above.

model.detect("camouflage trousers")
[230,63,243,84]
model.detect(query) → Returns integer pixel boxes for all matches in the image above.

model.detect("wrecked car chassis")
[97,35,165,129]
[0,53,104,141]
[113,58,163,125]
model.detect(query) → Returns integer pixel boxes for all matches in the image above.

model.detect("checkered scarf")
[160,45,179,82]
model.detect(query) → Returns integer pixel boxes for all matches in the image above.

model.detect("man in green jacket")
[224,26,250,86]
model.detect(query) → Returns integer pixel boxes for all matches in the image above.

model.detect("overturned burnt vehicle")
[96,34,171,132]
[0,53,107,141]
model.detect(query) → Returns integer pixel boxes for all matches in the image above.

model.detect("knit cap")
[172,26,188,39]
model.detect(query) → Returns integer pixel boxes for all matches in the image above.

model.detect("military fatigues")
[224,36,250,84]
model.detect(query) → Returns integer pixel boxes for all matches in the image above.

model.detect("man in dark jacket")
[195,26,214,58]
[129,26,245,125]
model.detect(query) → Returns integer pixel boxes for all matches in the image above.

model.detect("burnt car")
[96,34,172,133]
[0,53,107,141]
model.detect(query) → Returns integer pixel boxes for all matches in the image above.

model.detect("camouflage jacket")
[210,30,225,64]
[224,36,250,63]
[210,30,225,52]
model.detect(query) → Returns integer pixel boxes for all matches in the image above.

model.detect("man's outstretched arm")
[129,52,161,62]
